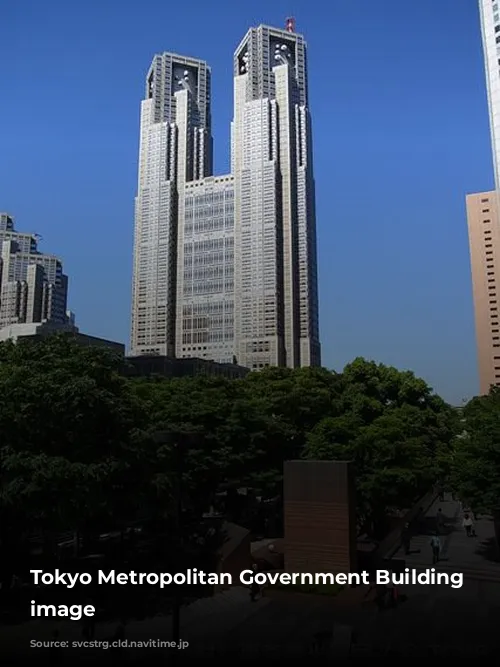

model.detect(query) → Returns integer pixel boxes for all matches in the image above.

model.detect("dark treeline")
[0,336,498,618]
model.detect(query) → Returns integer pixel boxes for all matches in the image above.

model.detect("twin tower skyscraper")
[130,22,321,370]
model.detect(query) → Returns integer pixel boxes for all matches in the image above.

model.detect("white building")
[479,0,500,190]
[232,24,320,368]
[130,54,212,357]
[130,22,321,369]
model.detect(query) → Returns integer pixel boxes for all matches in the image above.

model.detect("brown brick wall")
[284,461,357,574]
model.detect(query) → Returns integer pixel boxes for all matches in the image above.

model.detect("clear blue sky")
[0,0,492,404]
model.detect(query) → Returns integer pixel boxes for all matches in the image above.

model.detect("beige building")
[466,192,500,394]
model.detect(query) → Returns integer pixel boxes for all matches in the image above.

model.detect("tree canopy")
[451,388,500,516]
[0,337,461,552]
[303,358,458,533]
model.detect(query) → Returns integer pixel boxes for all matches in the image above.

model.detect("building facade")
[178,175,235,364]
[466,192,500,394]
[130,22,321,369]
[125,354,249,380]
[466,2,500,393]
[0,213,68,328]
[232,24,320,369]
[479,0,500,192]
[130,53,212,356]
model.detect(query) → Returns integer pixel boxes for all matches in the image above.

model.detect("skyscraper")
[131,53,212,356]
[232,22,320,369]
[0,213,68,328]
[130,21,321,369]
[479,0,500,191]
[466,2,500,393]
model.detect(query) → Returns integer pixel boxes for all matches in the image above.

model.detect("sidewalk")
[390,495,500,581]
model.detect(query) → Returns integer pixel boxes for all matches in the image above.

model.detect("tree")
[451,388,500,517]
[304,358,457,536]
[130,375,261,514]
[0,336,150,570]
[238,366,343,493]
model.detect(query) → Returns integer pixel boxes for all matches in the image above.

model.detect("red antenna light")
[285,17,295,33]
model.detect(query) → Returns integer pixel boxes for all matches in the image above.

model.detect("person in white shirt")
[463,513,474,537]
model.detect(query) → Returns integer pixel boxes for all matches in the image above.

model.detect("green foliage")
[451,388,500,515]
[0,338,458,546]
[0,336,149,536]
[304,358,457,529]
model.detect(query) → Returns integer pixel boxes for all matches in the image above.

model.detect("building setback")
[130,21,321,370]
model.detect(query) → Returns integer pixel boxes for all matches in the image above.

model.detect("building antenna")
[285,17,295,33]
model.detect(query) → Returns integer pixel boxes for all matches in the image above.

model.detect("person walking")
[430,534,441,564]
[463,513,474,537]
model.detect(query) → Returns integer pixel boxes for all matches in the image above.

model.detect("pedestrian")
[430,533,441,564]
[401,522,411,555]
[463,513,474,537]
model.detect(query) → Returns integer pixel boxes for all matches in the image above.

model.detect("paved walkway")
[3,500,500,661]
[390,495,500,581]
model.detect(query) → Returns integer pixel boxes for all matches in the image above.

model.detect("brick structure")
[284,460,357,573]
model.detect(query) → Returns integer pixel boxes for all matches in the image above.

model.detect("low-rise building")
[0,321,125,355]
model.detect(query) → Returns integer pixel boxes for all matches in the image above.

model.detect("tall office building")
[131,53,212,356]
[0,213,68,328]
[130,21,321,369]
[466,2,500,393]
[232,22,320,369]
[479,0,500,191]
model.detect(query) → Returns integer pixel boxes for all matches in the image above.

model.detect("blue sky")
[0,0,492,404]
